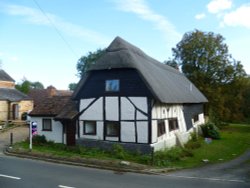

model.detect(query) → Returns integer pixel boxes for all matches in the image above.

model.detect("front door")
[12,104,19,120]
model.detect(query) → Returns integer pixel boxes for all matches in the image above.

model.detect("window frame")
[168,118,179,131]
[193,114,199,123]
[157,119,166,137]
[42,118,52,131]
[83,121,97,135]
[105,79,120,92]
[105,121,120,137]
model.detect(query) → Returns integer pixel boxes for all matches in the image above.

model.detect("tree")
[77,48,106,77]
[171,30,247,122]
[163,59,179,70]
[16,79,44,94]
[68,83,77,91]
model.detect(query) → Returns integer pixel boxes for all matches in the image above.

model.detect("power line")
[32,0,79,58]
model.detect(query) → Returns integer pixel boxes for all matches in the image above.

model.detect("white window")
[105,80,119,92]
[106,121,120,137]
[84,121,96,135]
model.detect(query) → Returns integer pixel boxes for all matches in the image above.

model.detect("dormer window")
[105,79,119,92]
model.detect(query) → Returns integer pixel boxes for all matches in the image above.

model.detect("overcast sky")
[1,0,250,89]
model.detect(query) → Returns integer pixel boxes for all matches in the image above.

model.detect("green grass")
[12,124,250,168]
[171,124,250,168]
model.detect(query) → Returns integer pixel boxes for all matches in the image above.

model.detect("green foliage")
[77,48,106,77]
[13,124,250,169]
[153,147,193,166]
[112,144,126,160]
[171,29,248,122]
[15,79,44,94]
[163,59,179,70]
[68,82,77,91]
[32,135,47,146]
[201,122,220,139]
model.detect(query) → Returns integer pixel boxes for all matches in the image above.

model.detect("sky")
[0,0,250,90]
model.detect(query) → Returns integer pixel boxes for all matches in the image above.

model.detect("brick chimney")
[46,86,57,97]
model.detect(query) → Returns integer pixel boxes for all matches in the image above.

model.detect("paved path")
[0,126,29,152]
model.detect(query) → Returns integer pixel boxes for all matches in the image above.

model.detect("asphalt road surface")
[0,154,249,188]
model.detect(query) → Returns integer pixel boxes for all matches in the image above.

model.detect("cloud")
[195,13,206,20]
[113,0,181,41]
[207,0,232,14]
[221,4,250,28]
[2,4,110,45]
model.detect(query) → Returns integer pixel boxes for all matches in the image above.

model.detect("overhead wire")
[32,0,79,58]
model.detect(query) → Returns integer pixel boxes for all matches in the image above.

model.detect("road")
[0,154,249,188]
[1,127,250,188]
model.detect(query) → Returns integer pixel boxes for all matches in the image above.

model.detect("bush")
[112,144,126,159]
[201,122,221,139]
[153,147,191,166]
[32,135,47,145]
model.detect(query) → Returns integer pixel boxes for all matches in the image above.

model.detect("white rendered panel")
[121,121,135,142]
[80,98,95,111]
[105,97,119,121]
[136,110,148,120]
[121,97,135,120]
[80,98,103,120]
[151,120,158,143]
[137,121,148,143]
[129,97,147,113]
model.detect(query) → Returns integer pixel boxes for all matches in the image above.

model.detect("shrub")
[112,144,126,159]
[153,147,189,166]
[32,135,47,145]
[201,122,220,139]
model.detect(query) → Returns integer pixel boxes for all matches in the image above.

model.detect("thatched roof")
[73,36,207,104]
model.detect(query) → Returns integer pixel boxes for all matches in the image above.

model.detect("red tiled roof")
[29,96,71,117]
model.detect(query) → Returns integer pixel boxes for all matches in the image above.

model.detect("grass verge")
[11,124,250,168]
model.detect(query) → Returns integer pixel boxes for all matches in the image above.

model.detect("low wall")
[76,139,153,155]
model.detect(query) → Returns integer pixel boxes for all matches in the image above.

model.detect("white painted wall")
[129,97,148,113]
[30,117,64,143]
[121,97,135,120]
[79,96,149,144]
[151,103,188,150]
[105,97,119,121]
[121,121,135,142]
[79,121,104,140]
[137,121,148,143]
[79,97,103,121]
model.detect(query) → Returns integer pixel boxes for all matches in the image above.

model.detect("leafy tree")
[163,59,179,70]
[171,30,247,122]
[77,48,106,77]
[31,81,44,89]
[16,79,44,94]
[68,83,77,91]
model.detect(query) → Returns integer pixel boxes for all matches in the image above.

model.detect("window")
[105,80,119,92]
[169,118,179,131]
[84,121,96,135]
[157,120,166,137]
[42,119,52,131]
[106,121,120,137]
[193,114,199,123]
